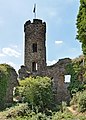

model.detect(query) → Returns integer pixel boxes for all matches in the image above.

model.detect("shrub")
[78,91,86,112]
[5,103,29,118]
[15,76,54,112]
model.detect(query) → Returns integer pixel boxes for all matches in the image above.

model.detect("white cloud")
[47,60,57,66]
[55,40,63,44]
[2,47,21,57]
[0,46,22,71]
[7,61,17,69]
[0,53,5,57]
[0,61,19,71]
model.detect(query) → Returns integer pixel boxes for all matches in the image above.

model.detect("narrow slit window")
[32,62,37,72]
[32,43,37,52]
[36,63,38,71]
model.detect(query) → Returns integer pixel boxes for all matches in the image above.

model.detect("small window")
[65,75,71,83]
[32,43,37,52]
[36,63,38,71]
[32,62,37,72]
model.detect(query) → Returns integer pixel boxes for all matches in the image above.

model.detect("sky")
[0,0,82,71]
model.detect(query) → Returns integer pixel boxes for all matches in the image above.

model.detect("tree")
[15,76,53,112]
[76,0,86,55]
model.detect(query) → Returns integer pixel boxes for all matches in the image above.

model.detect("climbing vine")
[66,56,86,95]
[0,64,11,110]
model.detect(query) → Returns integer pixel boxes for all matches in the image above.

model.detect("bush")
[78,91,86,112]
[15,76,54,112]
[5,103,29,118]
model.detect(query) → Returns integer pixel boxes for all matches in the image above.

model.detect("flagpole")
[34,11,36,19]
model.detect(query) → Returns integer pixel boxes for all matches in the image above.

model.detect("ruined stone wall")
[0,64,18,109]
[5,67,18,105]
[45,58,71,102]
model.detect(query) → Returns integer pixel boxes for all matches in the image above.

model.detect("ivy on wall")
[66,56,86,95]
[0,64,11,110]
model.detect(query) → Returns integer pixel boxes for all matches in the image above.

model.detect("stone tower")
[24,19,46,74]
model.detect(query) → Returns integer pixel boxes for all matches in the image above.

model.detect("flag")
[33,4,36,13]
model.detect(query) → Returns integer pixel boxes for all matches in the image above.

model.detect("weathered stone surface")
[0,64,18,108]
[18,65,31,80]
[45,58,71,103]
[5,67,18,105]
[24,19,46,74]
[19,19,71,103]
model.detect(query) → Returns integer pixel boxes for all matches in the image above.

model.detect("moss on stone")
[0,64,14,110]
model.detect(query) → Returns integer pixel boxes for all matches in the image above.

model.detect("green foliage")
[52,111,74,120]
[70,92,81,107]
[0,64,12,110]
[70,91,86,113]
[0,103,86,120]
[66,55,86,95]
[15,76,53,112]
[76,0,86,55]
[78,90,86,112]
[5,103,29,118]
[66,61,84,94]
[14,113,49,120]
[0,103,29,119]
[10,111,86,120]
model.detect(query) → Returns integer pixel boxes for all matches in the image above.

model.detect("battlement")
[24,19,46,33]
[33,19,42,24]
[24,19,45,26]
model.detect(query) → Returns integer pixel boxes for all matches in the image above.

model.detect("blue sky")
[0,0,82,71]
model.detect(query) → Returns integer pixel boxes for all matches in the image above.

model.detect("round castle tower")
[24,19,46,74]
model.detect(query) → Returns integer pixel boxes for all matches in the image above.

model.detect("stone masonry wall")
[24,19,46,74]
[0,64,18,109]
[44,58,71,103]
[5,67,18,105]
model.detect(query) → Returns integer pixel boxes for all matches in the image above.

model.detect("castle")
[19,18,71,103]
